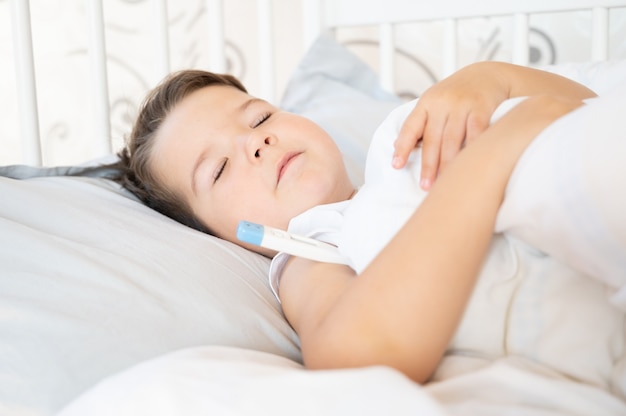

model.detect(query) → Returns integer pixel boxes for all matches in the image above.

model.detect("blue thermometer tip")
[237,221,264,246]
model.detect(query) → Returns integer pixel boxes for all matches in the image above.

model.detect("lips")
[276,151,302,185]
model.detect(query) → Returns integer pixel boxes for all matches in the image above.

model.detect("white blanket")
[337,90,626,305]
[59,65,626,416]
[59,346,626,416]
[495,83,626,307]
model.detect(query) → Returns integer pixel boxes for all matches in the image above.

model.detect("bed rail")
[9,0,278,166]
[7,0,625,166]
[314,0,625,89]
[10,0,40,166]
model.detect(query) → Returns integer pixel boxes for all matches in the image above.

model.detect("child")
[114,63,622,385]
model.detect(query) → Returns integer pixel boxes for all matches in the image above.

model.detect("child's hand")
[392,63,508,190]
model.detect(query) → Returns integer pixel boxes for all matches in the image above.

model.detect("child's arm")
[279,95,583,384]
[392,62,597,190]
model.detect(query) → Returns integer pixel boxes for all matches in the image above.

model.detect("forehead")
[154,85,253,150]
[149,85,250,187]
[171,85,252,122]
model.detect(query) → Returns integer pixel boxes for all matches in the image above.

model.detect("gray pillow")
[280,35,402,186]
[0,174,301,415]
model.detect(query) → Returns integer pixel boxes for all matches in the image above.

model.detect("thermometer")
[237,221,349,265]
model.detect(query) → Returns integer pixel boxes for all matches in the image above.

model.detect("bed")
[2,1,626,415]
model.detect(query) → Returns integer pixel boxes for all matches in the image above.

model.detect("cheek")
[200,189,280,241]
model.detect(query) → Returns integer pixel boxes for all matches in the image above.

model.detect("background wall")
[1,0,625,166]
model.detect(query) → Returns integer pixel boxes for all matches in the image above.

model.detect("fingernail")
[420,178,430,190]
[392,156,402,168]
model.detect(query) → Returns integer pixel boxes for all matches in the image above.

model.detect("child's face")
[151,85,354,255]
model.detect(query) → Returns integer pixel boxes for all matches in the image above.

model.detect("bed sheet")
[58,345,626,416]
[59,60,626,415]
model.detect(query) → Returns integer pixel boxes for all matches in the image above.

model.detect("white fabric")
[268,98,518,292]
[541,59,626,96]
[495,82,626,307]
[58,346,445,416]
[58,345,626,416]
[270,94,626,392]
[271,90,626,301]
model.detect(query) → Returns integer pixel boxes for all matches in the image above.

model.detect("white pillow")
[0,36,402,416]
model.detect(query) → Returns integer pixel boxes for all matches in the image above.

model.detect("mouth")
[276,151,302,185]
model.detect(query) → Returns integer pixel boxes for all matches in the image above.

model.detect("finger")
[419,113,447,190]
[393,104,427,169]
[465,110,491,143]
[438,114,467,171]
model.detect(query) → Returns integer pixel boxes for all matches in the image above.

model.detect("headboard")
[3,0,625,166]
[315,0,626,88]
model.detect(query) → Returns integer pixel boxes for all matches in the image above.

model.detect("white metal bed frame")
[8,0,626,166]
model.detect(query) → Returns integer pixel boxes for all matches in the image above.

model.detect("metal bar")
[207,0,226,73]
[153,0,170,83]
[257,0,276,102]
[86,0,112,156]
[10,0,41,165]
[591,7,609,60]
[512,13,529,66]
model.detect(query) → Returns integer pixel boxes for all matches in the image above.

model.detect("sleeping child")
[113,62,625,394]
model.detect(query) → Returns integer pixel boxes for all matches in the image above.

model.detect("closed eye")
[213,158,227,183]
[253,112,271,127]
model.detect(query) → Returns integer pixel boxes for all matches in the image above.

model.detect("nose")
[247,130,275,161]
